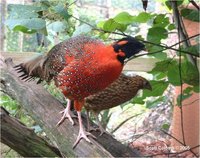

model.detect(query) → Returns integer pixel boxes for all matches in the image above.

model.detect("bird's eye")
[117,40,128,46]
[144,81,148,85]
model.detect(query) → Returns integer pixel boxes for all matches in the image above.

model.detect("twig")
[147,145,200,157]
[189,0,200,10]
[171,1,197,67]
[4,148,12,157]
[67,0,78,7]
[111,113,142,134]
[176,1,186,146]
[71,15,200,57]
[161,130,199,157]
[130,34,200,59]
[183,98,200,106]
[130,131,149,143]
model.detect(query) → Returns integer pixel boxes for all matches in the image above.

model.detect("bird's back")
[15,35,145,101]
[43,36,104,81]
[15,35,104,83]
[84,74,144,112]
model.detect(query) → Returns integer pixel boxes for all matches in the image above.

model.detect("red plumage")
[15,35,145,148]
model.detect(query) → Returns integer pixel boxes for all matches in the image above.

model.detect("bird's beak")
[143,47,147,52]
[146,84,152,91]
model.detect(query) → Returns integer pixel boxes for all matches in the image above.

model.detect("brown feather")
[84,73,151,113]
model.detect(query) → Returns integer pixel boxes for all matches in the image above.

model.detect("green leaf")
[148,48,167,60]
[103,19,117,32]
[142,80,169,97]
[165,0,184,10]
[132,96,145,105]
[193,85,200,93]
[168,24,176,30]
[162,123,170,130]
[103,19,127,32]
[168,60,199,86]
[8,4,43,19]
[177,93,192,106]
[48,21,66,32]
[153,14,170,28]
[181,8,200,22]
[181,61,199,86]
[114,12,134,24]
[73,24,92,36]
[150,59,177,73]
[6,4,47,35]
[6,18,47,35]
[181,44,200,57]
[152,72,167,80]
[147,27,168,43]
[146,45,167,60]
[132,12,152,23]
[183,86,193,94]
[114,12,152,24]
[167,62,181,86]
[53,3,71,20]
[146,96,166,108]
[97,21,105,28]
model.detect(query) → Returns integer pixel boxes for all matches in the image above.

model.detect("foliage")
[3,0,199,133]
[0,93,35,127]
[181,8,200,22]
[6,4,47,35]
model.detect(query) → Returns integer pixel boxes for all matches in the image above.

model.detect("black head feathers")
[113,36,145,62]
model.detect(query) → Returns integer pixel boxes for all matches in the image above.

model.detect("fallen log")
[0,56,140,157]
[0,107,62,157]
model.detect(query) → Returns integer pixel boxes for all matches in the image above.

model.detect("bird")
[14,35,145,148]
[84,73,152,135]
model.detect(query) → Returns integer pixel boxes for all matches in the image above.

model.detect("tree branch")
[171,1,197,67]
[189,0,200,10]
[0,107,62,157]
[0,57,140,157]
[129,34,200,59]
[161,130,199,157]
[71,16,199,57]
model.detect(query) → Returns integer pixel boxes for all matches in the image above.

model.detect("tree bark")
[0,107,62,157]
[0,57,140,157]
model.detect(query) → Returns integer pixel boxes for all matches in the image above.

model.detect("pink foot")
[73,129,95,148]
[73,111,96,148]
[56,100,76,126]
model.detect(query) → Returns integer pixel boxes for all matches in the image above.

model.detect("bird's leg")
[56,99,76,126]
[86,110,92,131]
[73,101,96,148]
[86,111,100,132]
[73,111,96,148]
[94,112,110,136]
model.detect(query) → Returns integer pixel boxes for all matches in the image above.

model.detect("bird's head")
[113,36,145,63]
[142,79,152,91]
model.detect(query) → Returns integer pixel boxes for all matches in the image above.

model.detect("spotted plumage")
[84,73,152,135]
[85,74,151,112]
[15,35,145,148]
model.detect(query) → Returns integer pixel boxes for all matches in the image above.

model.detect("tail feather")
[14,55,51,83]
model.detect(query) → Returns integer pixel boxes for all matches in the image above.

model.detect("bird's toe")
[73,131,96,148]
[57,109,76,126]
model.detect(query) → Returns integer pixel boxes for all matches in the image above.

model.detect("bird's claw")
[87,126,98,132]
[73,131,96,149]
[56,109,77,126]
[91,127,110,136]
[99,128,110,136]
